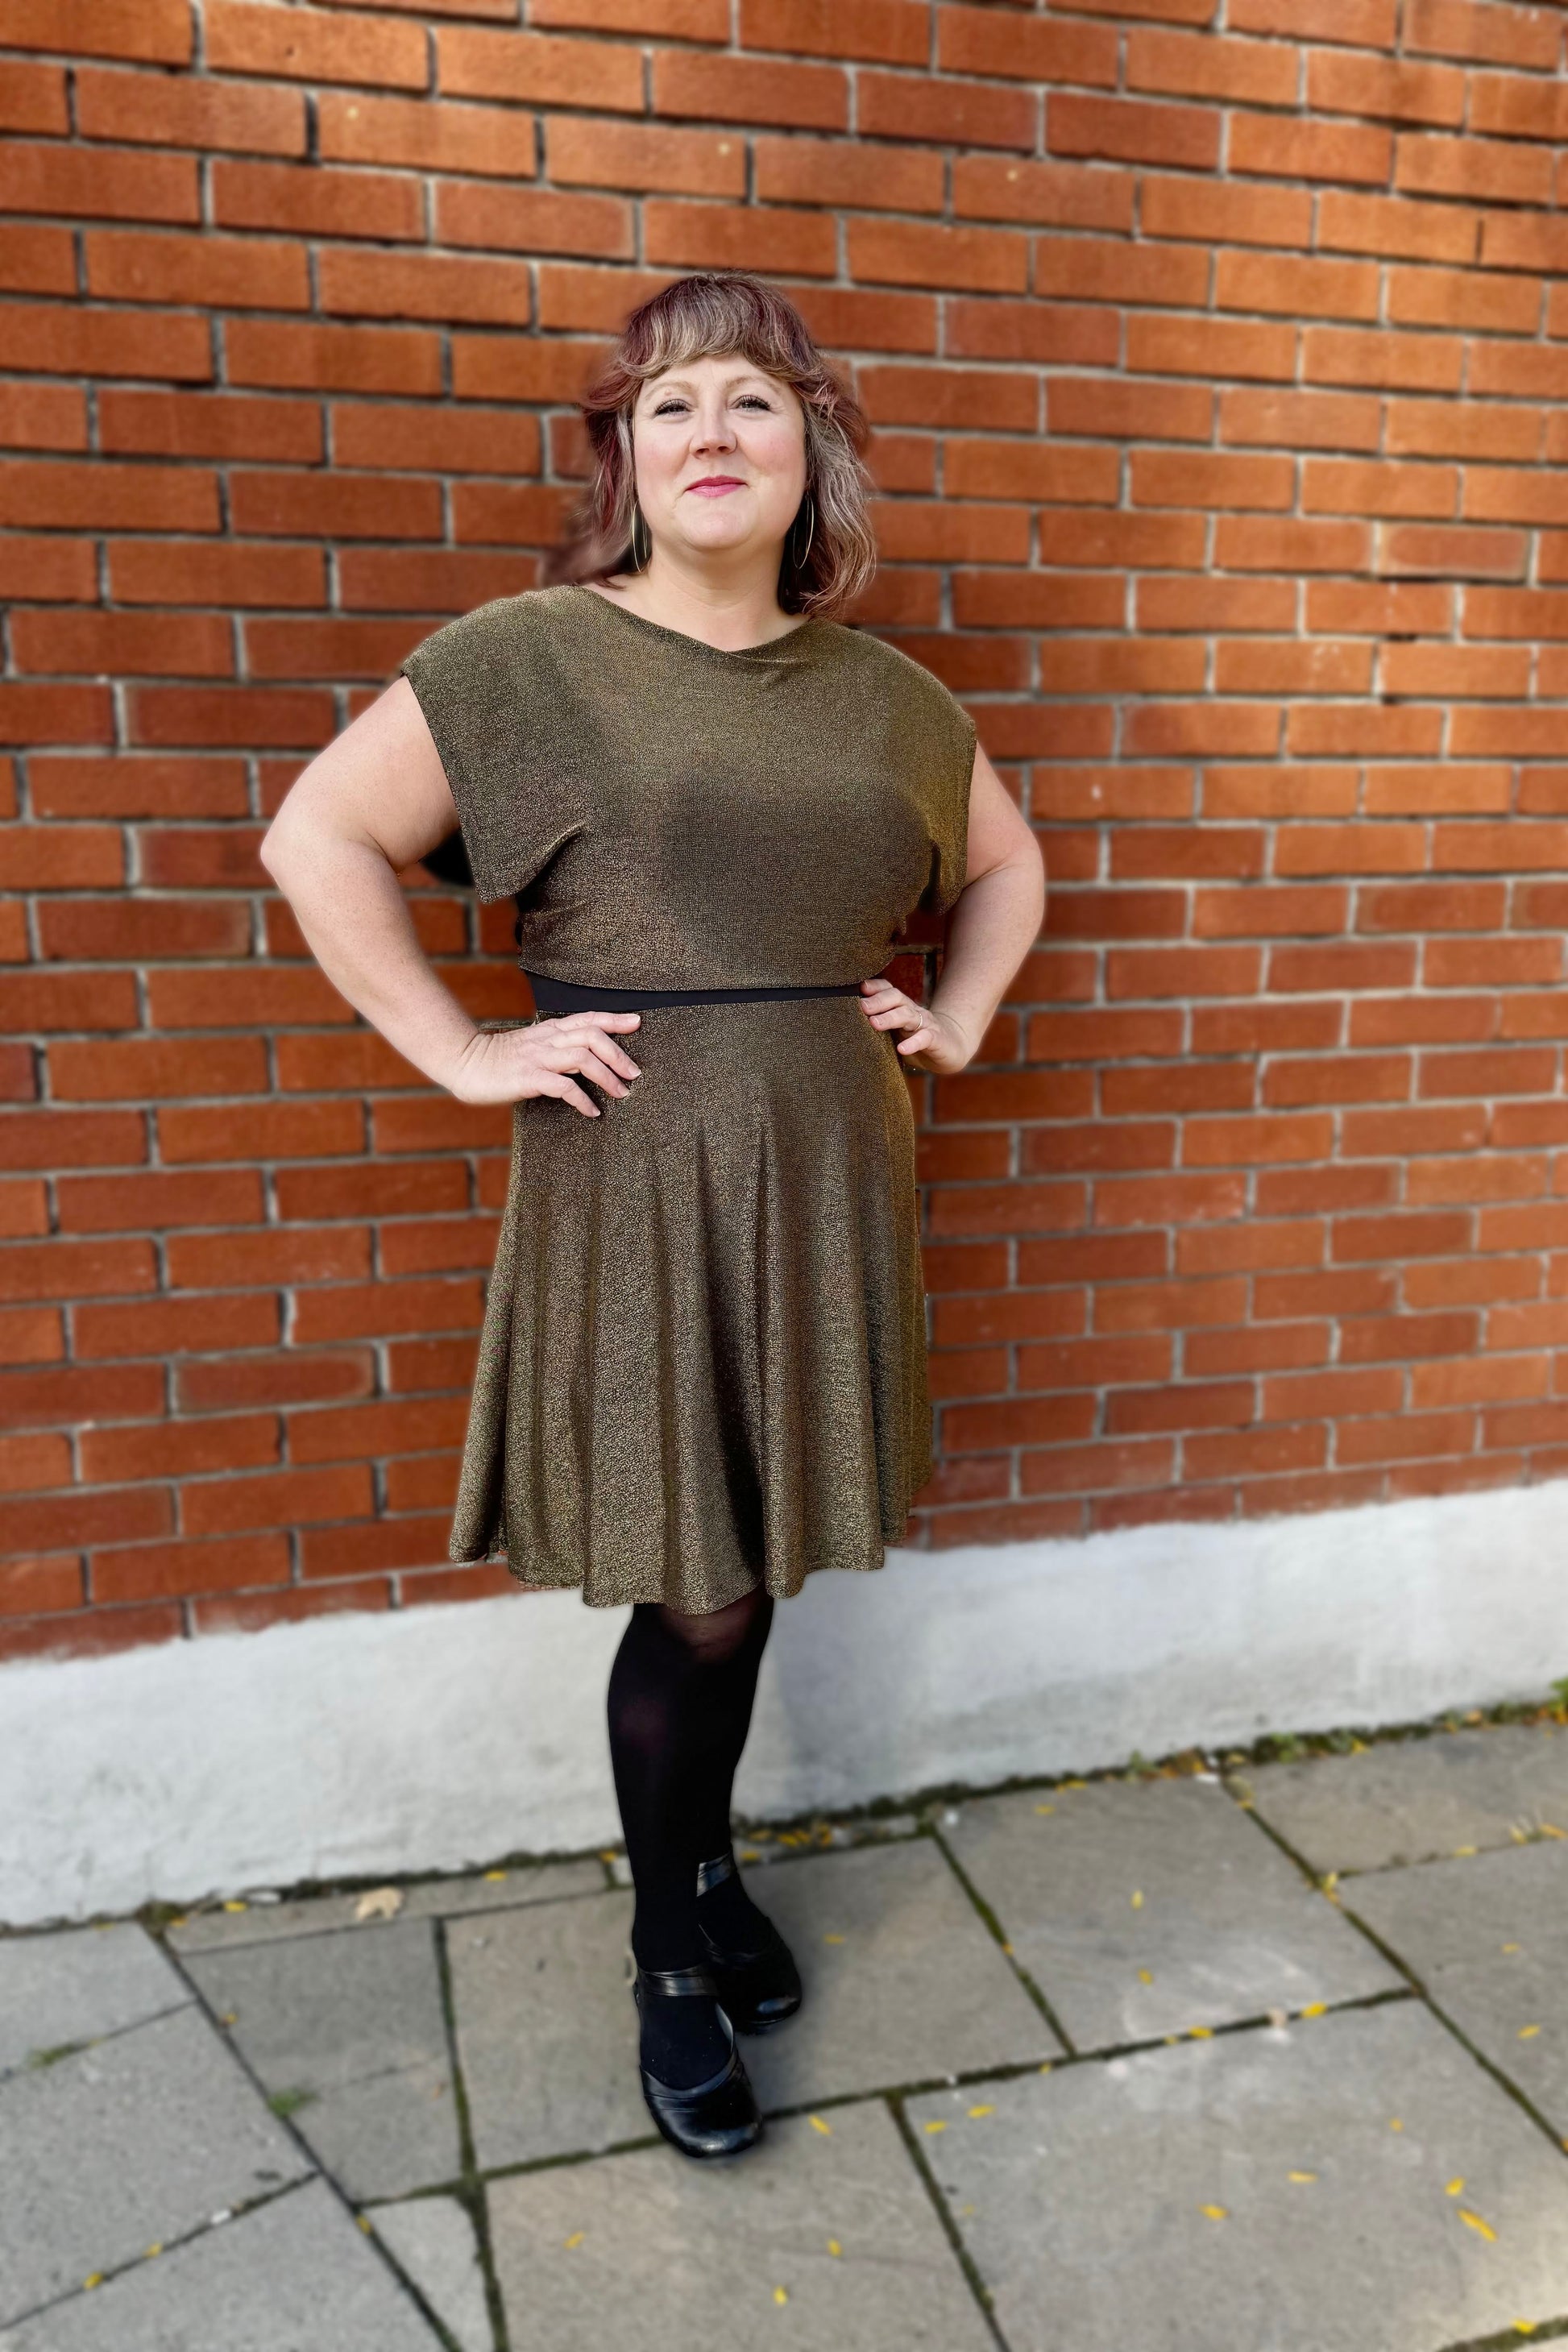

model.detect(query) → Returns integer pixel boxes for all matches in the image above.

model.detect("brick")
[1464,468,1568,527]
[946,442,1118,504]
[857,72,1035,151]
[1231,0,1396,39]
[0,0,191,62]
[86,229,309,312]
[939,298,1118,368]
[1047,93,1220,171]
[1464,587,1568,640]
[1216,251,1379,321]
[1304,327,1462,392]
[1130,449,1295,510]
[1047,376,1212,442]
[533,0,724,28]
[1215,640,1371,695]
[1032,235,1207,308]
[1139,173,1309,248]
[1380,523,1527,579]
[77,66,305,154]
[1475,68,1568,139]
[180,1463,374,1538]
[1317,189,1479,265]
[644,198,832,276]
[1303,458,1458,518]
[1214,516,1371,572]
[1127,28,1297,105]
[937,6,1118,85]
[653,48,848,131]
[1307,50,1466,123]
[1136,577,1296,633]
[214,159,423,243]
[319,91,533,178]
[1231,114,1392,185]
[953,156,1132,230]
[0,139,197,222]
[1388,398,1542,462]
[1127,315,1296,381]
[1307,581,1454,634]
[747,0,928,64]
[1397,132,1553,206]
[764,135,940,213]
[1468,342,1568,401]
[1220,388,1380,451]
[1404,0,1562,69]
[0,300,211,384]
[849,219,1029,294]
[206,0,427,88]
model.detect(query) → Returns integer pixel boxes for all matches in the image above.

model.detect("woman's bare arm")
[259,679,643,1113]
[859,741,1046,1073]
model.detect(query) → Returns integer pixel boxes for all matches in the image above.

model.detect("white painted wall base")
[6,1479,1568,1927]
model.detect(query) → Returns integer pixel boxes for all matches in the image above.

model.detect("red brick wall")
[5,0,1568,1662]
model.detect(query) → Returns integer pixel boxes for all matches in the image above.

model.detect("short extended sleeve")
[398,595,575,905]
[917,681,978,920]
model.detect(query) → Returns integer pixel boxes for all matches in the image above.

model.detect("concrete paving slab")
[0,1925,189,2076]
[942,1776,1396,2051]
[370,2196,492,2352]
[907,2000,1568,2352]
[487,2098,994,2352]
[0,2005,309,2328]
[1348,1840,1568,2137]
[739,1838,1059,2113]
[1238,1724,1568,1875]
[168,1860,605,1953]
[449,1888,644,2171]
[183,1920,459,2201]
[0,2180,443,2351]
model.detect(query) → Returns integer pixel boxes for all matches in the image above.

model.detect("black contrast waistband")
[521,969,866,1014]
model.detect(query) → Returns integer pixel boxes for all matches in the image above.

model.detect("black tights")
[606,1585,774,1972]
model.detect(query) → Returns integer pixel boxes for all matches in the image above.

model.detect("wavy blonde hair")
[539,272,877,620]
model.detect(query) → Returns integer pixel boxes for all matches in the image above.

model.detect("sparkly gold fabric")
[399,583,977,1608]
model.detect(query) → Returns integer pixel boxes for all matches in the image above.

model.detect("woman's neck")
[585,550,808,653]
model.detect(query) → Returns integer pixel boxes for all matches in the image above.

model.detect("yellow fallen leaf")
[168,1918,188,1929]
[1130,1890,1144,1910]
[923,2119,948,2134]
[563,2231,585,2250]
[1321,1873,1339,1891]
[357,2215,372,2236]
[1459,2209,1497,2243]
[598,1851,617,1864]
[1039,2060,1052,2073]
[808,2114,832,2135]
[1503,1943,1520,1955]
[1519,2024,1541,2039]
[1188,2026,1213,2040]
[1454,1846,1478,1858]
[827,2238,842,2258]
[740,1848,761,1862]
[1446,2178,1465,2197]
[823,1933,845,1945]
[1002,1941,1014,1955]
[773,2286,789,2306]
[1389,2118,1404,2132]
[1200,2205,1227,2221]
[483,1869,507,1882]
[222,1901,247,1914]
[220,2010,238,2026]
[1288,2172,1317,2184]
[1138,1968,1154,1985]
[1511,1827,1528,1844]
[144,2243,163,2258]
[1541,1823,1565,1839]
[354,1886,403,1923]
[1062,1779,1087,1790]
[968,2105,995,2119]
[1034,1803,1055,1815]
[83,2275,103,2291]
[1515,2323,1537,2337]
[1301,2003,1327,2018]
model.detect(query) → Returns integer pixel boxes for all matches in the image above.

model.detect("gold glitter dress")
[398,582,976,1612]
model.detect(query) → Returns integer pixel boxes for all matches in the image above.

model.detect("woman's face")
[629,351,807,570]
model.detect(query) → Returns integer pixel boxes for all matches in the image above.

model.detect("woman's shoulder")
[817,620,973,727]
[400,583,588,685]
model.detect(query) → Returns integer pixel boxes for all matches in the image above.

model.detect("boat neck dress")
[397,579,977,1614]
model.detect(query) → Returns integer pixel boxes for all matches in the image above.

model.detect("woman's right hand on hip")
[449,1011,643,1115]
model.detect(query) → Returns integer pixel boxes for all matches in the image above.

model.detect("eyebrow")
[644,373,777,398]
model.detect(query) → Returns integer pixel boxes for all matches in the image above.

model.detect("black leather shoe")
[631,1963,762,2159]
[694,1854,803,2035]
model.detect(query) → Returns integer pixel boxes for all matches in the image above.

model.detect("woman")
[259,271,1045,2162]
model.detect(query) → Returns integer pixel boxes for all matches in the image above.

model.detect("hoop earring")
[629,502,651,572]
[789,491,815,570]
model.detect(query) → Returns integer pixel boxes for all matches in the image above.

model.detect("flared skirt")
[448,995,934,1611]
